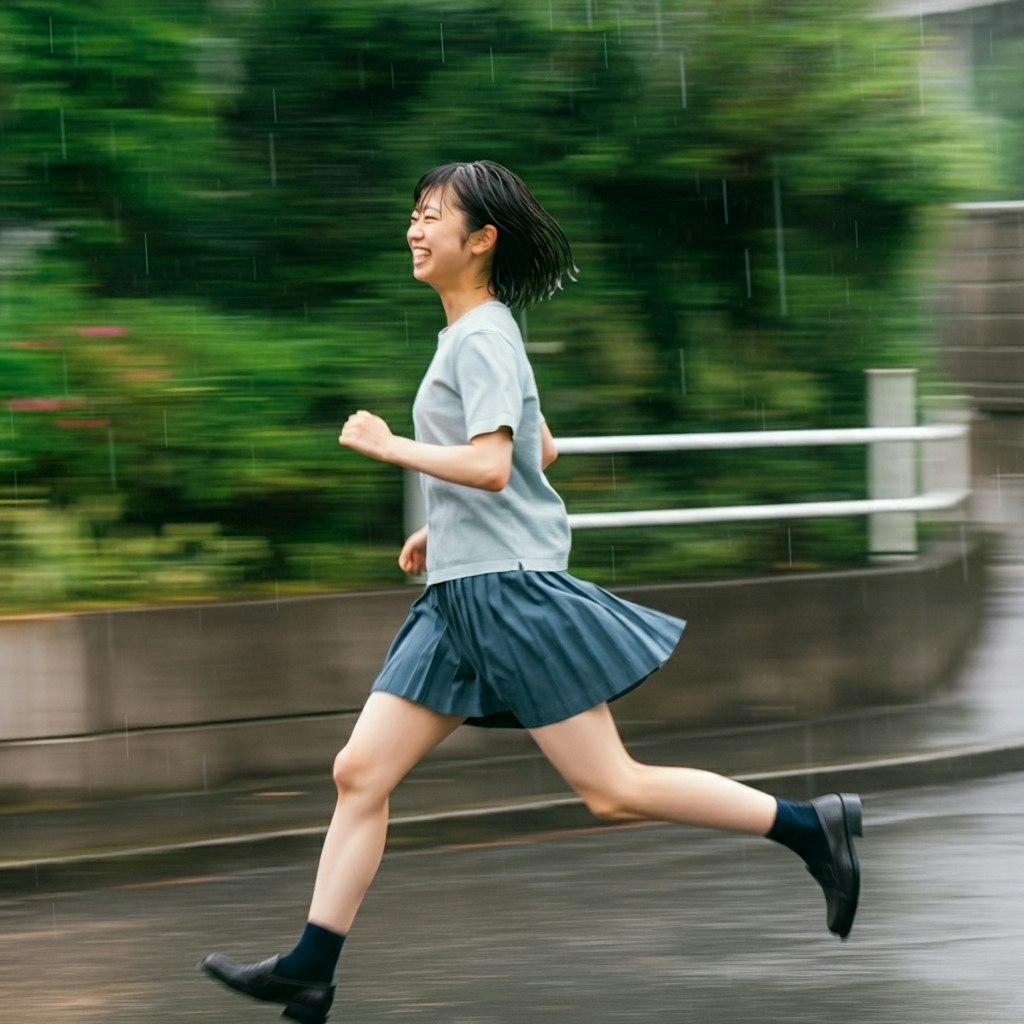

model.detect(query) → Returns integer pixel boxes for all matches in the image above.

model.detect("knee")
[332,743,377,798]
[578,784,643,822]
[581,792,631,821]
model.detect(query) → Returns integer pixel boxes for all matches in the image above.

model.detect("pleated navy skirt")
[370,569,685,729]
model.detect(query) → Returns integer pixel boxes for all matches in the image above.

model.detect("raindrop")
[611,454,617,490]
[107,427,118,490]
[603,33,609,67]
[744,248,752,298]
[721,178,729,224]
[654,0,664,50]
[854,219,859,248]
[678,347,687,396]
[272,87,278,123]
[390,63,396,90]
[439,22,445,63]
[59,107,67,160]
[772,163,788,316]
[144,233,150,275]
[163,410,169,447]
[49,17,54,54]
[787,527,793,566]
[585,0,593,28]
[269,132,277,187]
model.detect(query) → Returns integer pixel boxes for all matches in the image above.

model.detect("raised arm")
[339,410,513,492]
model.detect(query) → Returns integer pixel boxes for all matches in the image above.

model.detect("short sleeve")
[453,330,522,439]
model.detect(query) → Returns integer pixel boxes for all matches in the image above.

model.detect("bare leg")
[529,703,776,834]
[307,693,463,934]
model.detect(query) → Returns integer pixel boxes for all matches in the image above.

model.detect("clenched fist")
[338,410,394,462]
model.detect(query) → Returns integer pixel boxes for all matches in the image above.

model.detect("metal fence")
[556,369,969,557]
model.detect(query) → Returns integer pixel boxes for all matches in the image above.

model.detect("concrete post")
[867,368,917,557]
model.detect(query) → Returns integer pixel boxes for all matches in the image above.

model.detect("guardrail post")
[867,368,917,557]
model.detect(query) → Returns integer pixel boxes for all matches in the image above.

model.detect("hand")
[338,410,394,461]
[399,526,428,574]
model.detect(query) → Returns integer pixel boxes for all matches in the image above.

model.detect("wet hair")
[412,160,577,310]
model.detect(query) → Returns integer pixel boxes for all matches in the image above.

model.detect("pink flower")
[76,325,129,337]
[7,397,85,412]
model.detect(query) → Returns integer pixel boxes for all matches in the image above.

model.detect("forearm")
[386,434,509,492]
[540,420,558,469]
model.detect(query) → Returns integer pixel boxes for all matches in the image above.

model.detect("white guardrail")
[556,370,970,557]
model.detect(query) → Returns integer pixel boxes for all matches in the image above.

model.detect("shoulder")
[450,303,522,355]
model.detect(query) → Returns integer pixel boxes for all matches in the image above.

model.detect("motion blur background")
[2,0,1021,612]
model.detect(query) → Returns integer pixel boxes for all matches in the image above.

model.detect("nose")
[407,221,423,243]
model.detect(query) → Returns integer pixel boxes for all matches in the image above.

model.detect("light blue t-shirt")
[412,300,571,585]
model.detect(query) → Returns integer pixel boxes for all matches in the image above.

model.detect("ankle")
[276,922,346,985]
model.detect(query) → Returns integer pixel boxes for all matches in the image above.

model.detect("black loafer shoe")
[807,792,863,940]
[199,952,335,1023]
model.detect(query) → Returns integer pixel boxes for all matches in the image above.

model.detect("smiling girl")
[200,161,862,1023]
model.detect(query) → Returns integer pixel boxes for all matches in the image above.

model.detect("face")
[407,185,487,294]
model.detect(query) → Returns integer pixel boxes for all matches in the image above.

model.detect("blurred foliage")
[974,35,1024,195]
[0,0,1002,610]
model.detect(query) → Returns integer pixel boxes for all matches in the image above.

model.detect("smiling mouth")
[412,248,430,265]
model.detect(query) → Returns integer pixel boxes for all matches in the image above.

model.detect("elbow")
[481,464,511,492]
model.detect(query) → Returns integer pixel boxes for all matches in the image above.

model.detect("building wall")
[939,203,1024,411]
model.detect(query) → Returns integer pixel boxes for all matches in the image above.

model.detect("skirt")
[370,569,685,729]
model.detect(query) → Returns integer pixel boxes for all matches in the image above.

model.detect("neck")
[439,284,497,327]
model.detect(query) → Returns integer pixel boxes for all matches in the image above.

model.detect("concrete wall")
[939,202,1024,411]
[0,539,986,802]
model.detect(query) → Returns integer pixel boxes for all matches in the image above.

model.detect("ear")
[469,224,498,255]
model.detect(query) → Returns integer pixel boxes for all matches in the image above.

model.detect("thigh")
[528,703,635,793]
[341,692,464,791]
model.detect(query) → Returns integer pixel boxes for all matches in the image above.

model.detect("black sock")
[766,798,830,865]
[275,921,346,984]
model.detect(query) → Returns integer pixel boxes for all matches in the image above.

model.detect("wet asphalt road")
[3,773,1023,1024]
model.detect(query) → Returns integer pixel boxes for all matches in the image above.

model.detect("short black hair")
[412,160,577,310]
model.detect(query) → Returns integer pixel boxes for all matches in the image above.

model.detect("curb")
[3,736,1024,898]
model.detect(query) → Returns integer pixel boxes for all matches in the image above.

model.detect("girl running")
[200,160,861,1023]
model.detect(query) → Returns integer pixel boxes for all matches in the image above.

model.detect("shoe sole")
[834,792,863,941]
